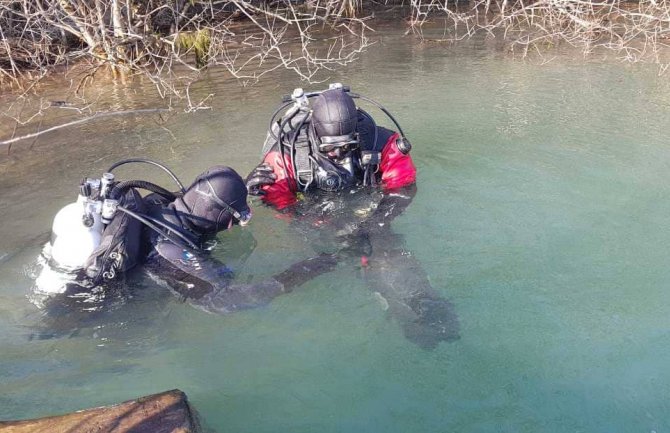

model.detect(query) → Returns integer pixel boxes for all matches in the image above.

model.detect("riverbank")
[3,0,670,96]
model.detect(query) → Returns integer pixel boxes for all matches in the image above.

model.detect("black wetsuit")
[144,237,285,314]
[140,194,334,314]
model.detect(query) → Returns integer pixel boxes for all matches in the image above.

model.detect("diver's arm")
[356,184,416,235]
[246,163,276,195]
[379,132,417,190]
[378,183,416,224]
[145,239,336,314]
[248,144,300,210]
[357,128,418,230]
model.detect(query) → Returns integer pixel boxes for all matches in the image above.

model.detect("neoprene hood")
[175,166,250,235]
[311,88,358,144]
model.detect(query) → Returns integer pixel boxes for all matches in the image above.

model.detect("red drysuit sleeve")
[260,150,299,210]
[380,133,417,190]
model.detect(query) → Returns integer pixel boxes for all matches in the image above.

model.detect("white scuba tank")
[50,194,104,269]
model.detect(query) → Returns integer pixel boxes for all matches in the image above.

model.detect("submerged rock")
[0,389,201,433]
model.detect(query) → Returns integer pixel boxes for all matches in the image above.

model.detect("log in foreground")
[0,389,201,433]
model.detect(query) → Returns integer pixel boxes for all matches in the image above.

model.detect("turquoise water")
[2,29,670,432]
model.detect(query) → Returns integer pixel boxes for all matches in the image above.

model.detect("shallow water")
[2,27,670,432]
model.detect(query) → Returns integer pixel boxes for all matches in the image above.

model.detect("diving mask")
[317,134,359,153]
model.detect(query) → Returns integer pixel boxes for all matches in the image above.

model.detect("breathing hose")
[109,180,177,202]
[116,205,201,252]
[350,94,407,138]
[268,101,294,142]
[107,158,186,193]
[277,109,302,187]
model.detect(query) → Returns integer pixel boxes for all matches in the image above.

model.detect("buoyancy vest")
[83,188,146,284]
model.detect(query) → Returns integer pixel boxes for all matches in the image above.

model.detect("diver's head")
[311,88,359,161]
[175,166,252,236]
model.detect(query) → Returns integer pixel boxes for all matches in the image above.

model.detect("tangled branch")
[407,0,670,67]
[0,0,371,107]
[3,0,670,116]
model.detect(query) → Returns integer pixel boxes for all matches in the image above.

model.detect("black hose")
[110,180,177,201]
[358,108,380,151]
[116,205,201,252]
[136,211,200,251]
[268,101,294,142]
[107,158,186,193]
[350,94,407,138]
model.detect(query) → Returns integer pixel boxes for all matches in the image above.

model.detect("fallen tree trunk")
[0,389,201,433]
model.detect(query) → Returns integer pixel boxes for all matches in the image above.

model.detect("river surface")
[2,26,670,432]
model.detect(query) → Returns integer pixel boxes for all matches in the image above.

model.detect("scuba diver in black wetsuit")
[37,160,336,314]
[245,84,460,349]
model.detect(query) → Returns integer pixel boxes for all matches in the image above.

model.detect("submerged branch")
[0,108,170,149]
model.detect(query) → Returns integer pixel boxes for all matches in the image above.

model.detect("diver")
[245,84,459,349]
[246,83,416,207]
[37,160,336,314]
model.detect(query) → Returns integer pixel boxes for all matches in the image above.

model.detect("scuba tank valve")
[100,172,115,198]
[291,87,309,110]
[83,196,102,228]
[101,199,119,224]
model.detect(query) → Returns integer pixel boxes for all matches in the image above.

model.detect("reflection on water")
[2,28,670,432]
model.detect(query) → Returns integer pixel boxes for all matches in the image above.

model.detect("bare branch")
[0,108,170,149]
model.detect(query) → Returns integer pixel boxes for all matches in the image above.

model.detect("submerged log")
[0,389,201,433]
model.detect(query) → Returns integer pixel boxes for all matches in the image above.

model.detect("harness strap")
[293,127,314,190]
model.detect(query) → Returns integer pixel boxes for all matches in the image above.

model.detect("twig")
[0,108,169,149]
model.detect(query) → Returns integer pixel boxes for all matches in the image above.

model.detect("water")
[2,28,670,432]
